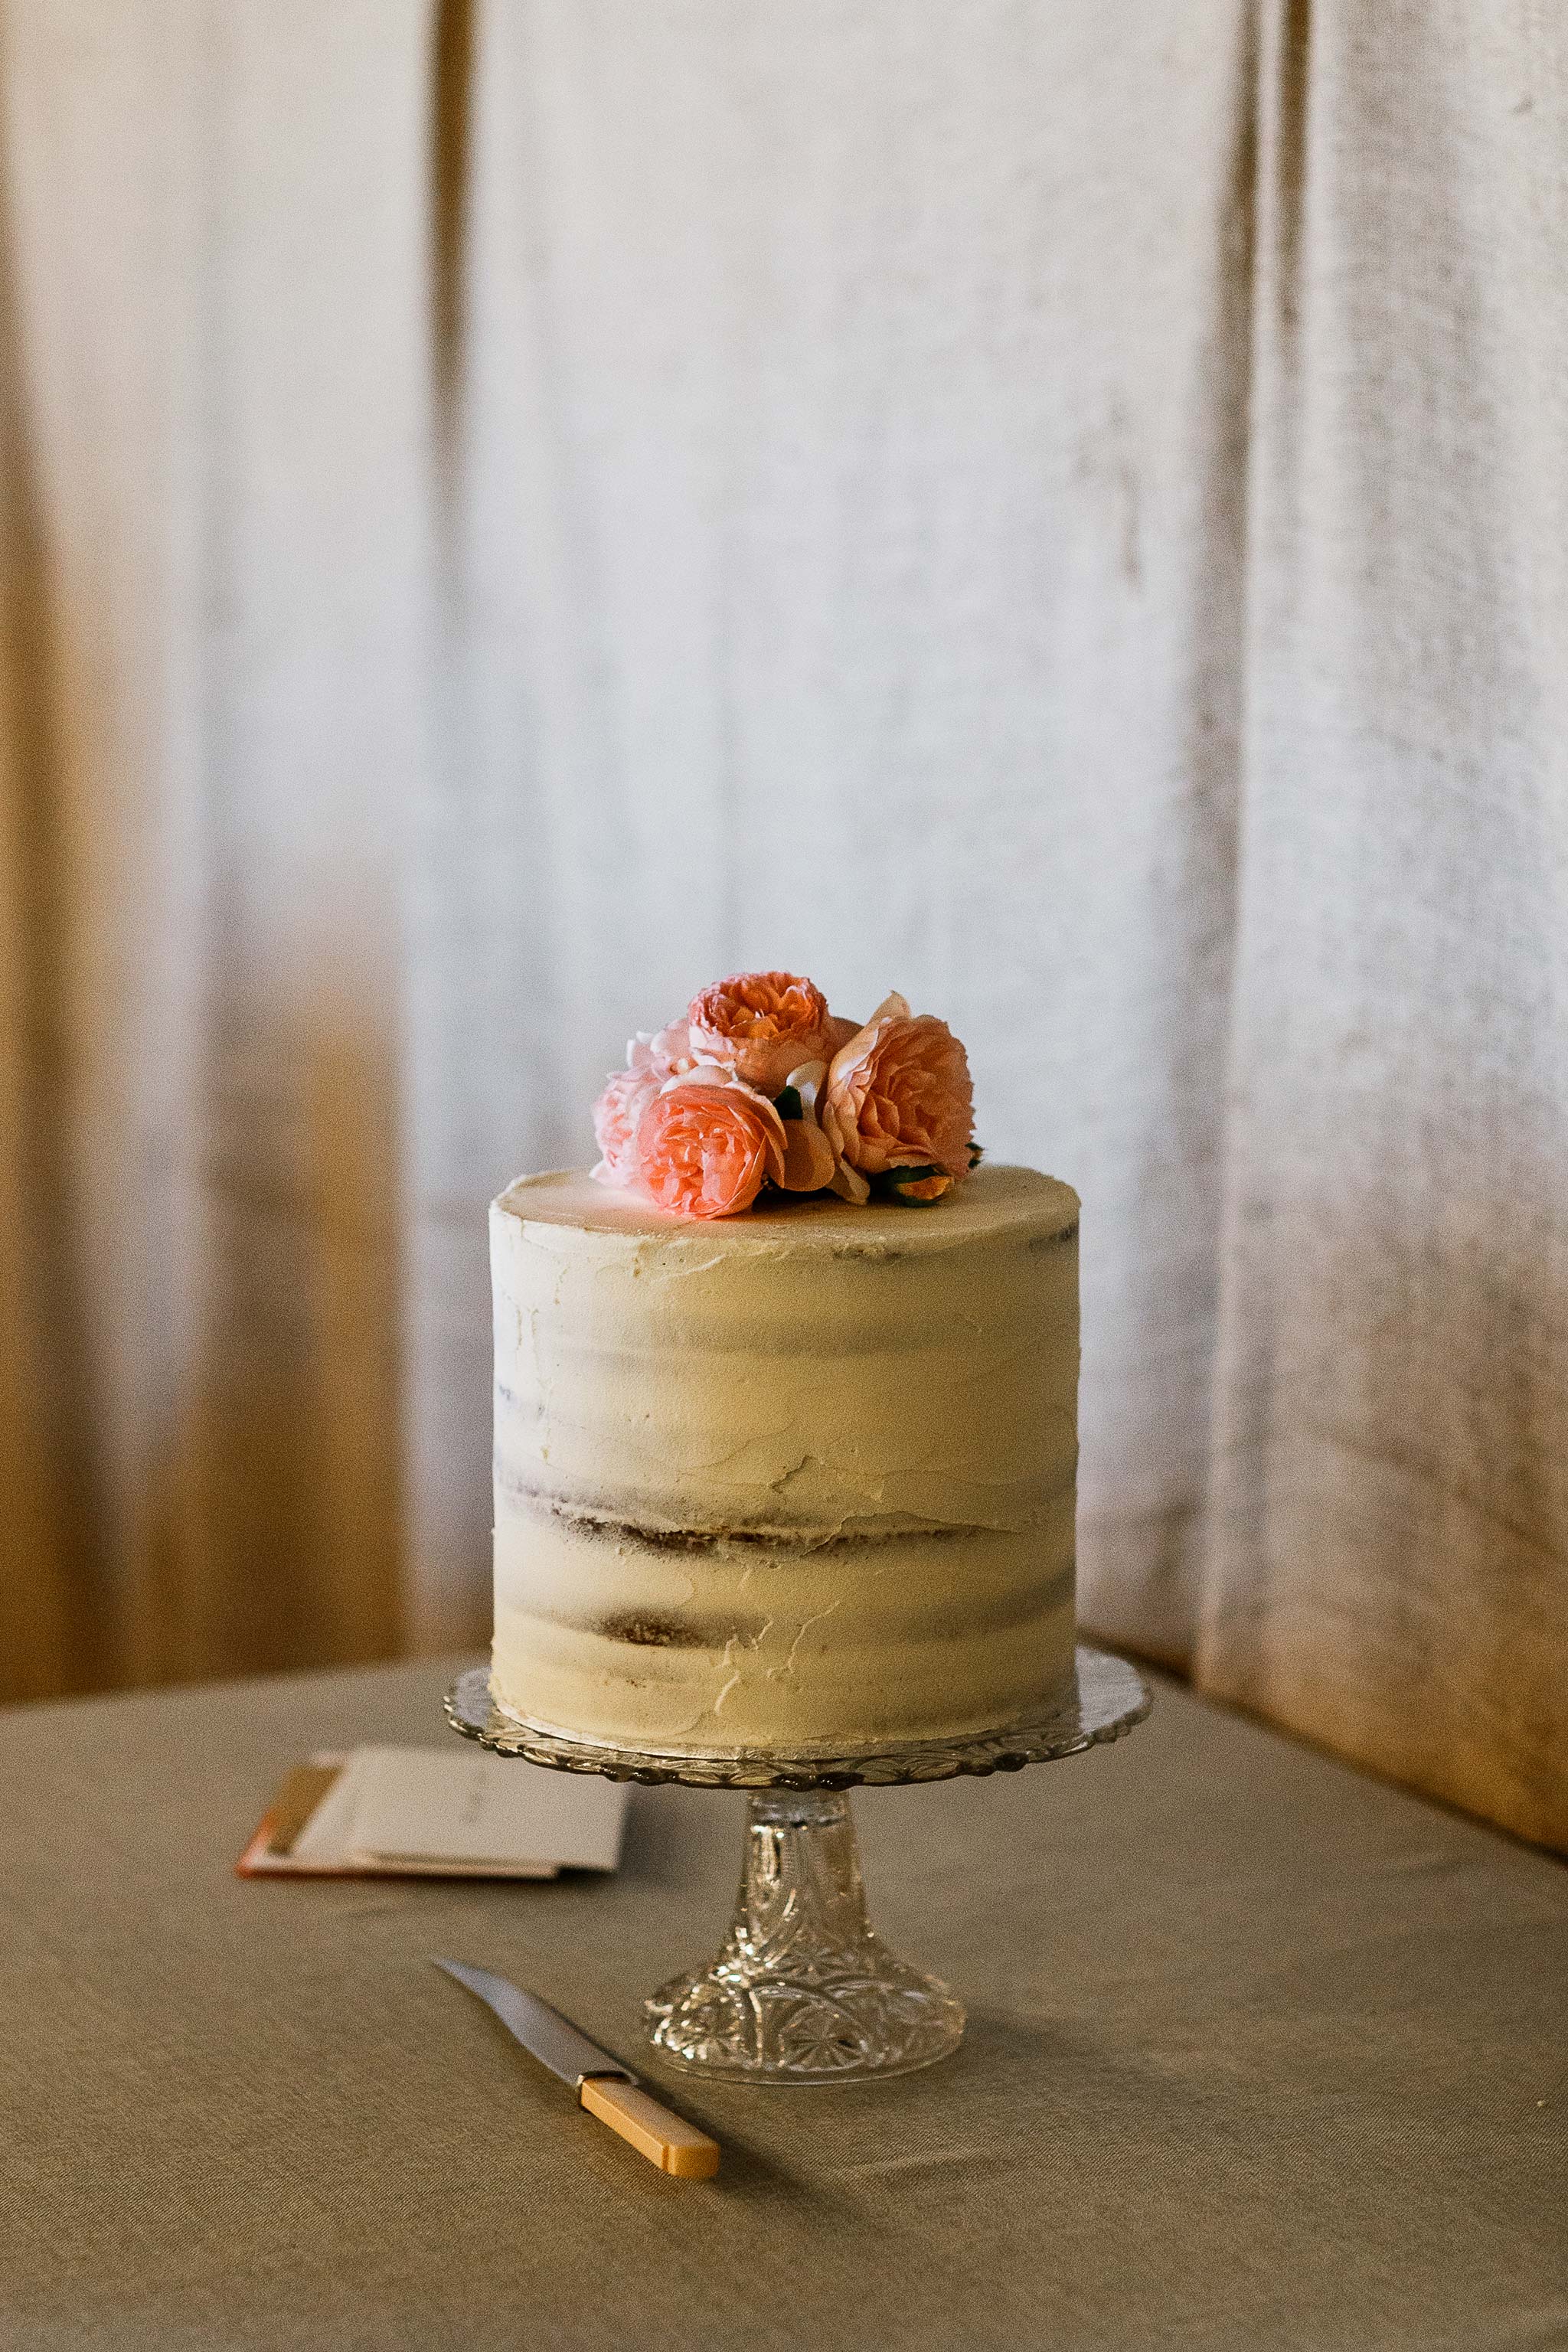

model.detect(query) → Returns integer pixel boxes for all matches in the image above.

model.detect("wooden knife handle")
[579,2077,720,2178]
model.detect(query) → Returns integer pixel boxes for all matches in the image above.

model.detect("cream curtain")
[2,2,1563,1851]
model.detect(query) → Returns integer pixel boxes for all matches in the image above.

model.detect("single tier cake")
[490,1163,1080,1756]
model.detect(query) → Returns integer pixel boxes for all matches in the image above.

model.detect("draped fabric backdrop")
[2,1,1564,1851]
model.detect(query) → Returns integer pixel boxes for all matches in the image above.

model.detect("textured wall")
[2,1,1564,1850]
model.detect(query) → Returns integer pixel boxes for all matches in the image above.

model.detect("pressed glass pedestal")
[445,1645,1150,2087]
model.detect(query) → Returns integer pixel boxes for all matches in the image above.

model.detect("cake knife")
[431,1958,720,2179]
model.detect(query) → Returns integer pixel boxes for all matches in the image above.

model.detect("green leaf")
[773,1086,804,1122]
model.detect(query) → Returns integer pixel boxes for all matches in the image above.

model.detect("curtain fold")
[1200,0,1568,1849]
[1,0,1563,1851]
[0,0,432,1692]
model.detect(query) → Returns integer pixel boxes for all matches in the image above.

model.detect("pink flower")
[642,1020,700,1077]
[636,1079,788,1219]
[590,1021,707,1187]
[686,971,836,1097]
[591,1063,662,1187]
[820,994,975,1184]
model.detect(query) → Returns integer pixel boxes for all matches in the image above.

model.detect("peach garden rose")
[685,971,846,1099]
[820,993,975,1194]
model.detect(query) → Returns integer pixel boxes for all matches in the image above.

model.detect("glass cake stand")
[444,1645,1151,2086]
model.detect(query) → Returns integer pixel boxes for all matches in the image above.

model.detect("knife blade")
[433,1958,635,2085]
[432,1958,720,2179]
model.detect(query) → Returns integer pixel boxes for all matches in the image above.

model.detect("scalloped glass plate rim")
[444,1644,1151,1791]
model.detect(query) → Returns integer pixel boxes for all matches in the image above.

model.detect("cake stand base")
[644,1788,963,2082]
[445,1645,1151,2088]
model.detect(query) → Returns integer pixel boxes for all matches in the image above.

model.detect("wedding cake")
[489,973,1080,1757]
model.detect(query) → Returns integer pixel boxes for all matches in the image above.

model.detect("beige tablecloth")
[1,1658,1563,2350]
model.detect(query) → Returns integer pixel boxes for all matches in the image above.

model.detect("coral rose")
[637,1078,788,1219]
[820,995,975,1184]
[686,971,835,1098]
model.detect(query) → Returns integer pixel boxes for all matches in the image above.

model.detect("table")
[2,1657,1563,2350]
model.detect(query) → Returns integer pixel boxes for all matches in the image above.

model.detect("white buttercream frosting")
[490,1164,1080,1756]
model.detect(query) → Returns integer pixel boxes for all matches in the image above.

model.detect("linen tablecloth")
[2,1658,1563,2350]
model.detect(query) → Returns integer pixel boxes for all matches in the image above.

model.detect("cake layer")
[490,1164,1080,1756]
[494,1507,1076,1754]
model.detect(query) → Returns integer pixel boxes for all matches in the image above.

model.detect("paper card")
[237,1746,627,1880]
[338,1746,626,1871]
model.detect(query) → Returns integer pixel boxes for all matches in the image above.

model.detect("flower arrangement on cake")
[591,970,978,1220]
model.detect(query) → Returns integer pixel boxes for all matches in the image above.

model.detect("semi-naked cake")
[489,1161,1080,1756]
